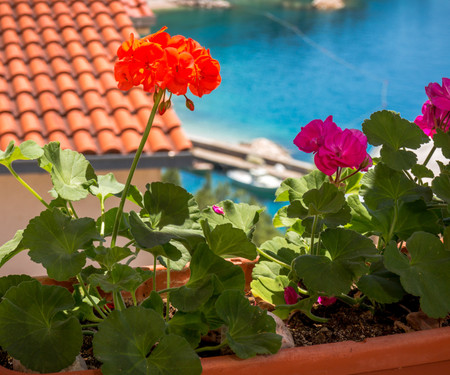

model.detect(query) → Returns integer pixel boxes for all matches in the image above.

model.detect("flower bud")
[158,100,167,115]
[185,97,195,111]
[212,205,224,215]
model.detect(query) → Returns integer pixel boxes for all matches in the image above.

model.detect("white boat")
[226,168,282,196]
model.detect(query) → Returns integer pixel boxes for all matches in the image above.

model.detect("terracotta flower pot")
[2,258,450,375]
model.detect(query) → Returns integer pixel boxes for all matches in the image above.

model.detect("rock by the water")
[312,0,345,10]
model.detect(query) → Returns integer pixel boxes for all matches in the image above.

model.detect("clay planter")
[2,258,450,375]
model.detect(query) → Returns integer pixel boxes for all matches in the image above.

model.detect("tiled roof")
[0,0,192,156]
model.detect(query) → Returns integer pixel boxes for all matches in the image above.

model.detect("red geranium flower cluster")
[114,27,221,101]
[294,116,372,178]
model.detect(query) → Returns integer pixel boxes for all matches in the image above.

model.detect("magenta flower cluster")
[293,116,372,176]
[414,78,450,137]
[284,286,337,307]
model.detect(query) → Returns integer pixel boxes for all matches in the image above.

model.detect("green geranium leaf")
[157,241,191,271]
[432,173,450,203]
[23,209,101,280]
[250,275,289,308]
[205,223,257,259]
[275,295,327,322]
[0,280,82,373]
[167,311,209,348]
[87,245,133,270]
[384,232,450,318]
[170,245,245,312]
[0,274,34,299]
[362,110,427,150]
[0,230,25,267]
[360,163,431,209]
[340,169,364,194]
[379,147,417,171]
[129,211,178,251]
[303,183,345,215]
[357,259,405,304]
[94,307,201,375]
[144,182,193,229]
[0,140,43,167]
[40,142,95,201]
[215,290,282,359]
[121,184,144,207]
[89,173,124,202]
[433,129,450,159]
[259,236,305,268]
[293,228,377,295]
[201,200,262,238]
[411,164,434,179]
[89,264,151,293]
[286,200,308,220]
[274,205,301,227]
[141,291,164,317]
[97,208,130,238]
[275,171,327,202]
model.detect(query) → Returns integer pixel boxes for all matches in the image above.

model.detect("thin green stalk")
[256,247,291,269]
[76,274,107,319]
[422,145,437,169]
[195,341,228,354]
[82,330,95,336]
[166,259,171,322]
[7,165,50,209]
[110,89,164,247]
[386,201,399,244]
[99,199,106,237]
[310,215,319,255]
[113,290,126,311]
[153,256,158,292]
[131,291,138,307]
[157,287,179,295]
[68,201,79,219]
[82,323,99,328]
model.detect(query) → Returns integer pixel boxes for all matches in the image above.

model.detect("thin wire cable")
[261,11,389,123]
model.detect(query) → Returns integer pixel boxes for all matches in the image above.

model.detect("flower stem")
[422,145,437,169]
[110,89,164,247]
[195,341,228,354]
[7,165,50,209]
[310,215,319,255]
[76,274,107,319]
[166,259,171,322]
[256,247,291,269]
[153,256,157,292]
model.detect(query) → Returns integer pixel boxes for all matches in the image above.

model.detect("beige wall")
[0,168,161,276]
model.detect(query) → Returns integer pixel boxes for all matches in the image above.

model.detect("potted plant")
[0,23,449,374]
[0,28,282,375]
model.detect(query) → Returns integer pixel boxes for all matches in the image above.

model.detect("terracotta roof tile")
[0,0,189,158]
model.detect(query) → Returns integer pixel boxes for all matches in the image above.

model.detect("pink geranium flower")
[414,100,450,138]
[314,129,369,176]
[317,296,337,306]
[284,286,300,305]
[425,78,450,111]
[212,205,224,215]
[293,116,341,153]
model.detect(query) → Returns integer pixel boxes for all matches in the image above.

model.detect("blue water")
[155,0,450,214]
[155,0,449,161]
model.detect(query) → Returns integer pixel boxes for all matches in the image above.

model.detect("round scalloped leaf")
[357,259,405,304]
[302,182,345,215]
[0,230,24,268]
[89,173,124,202]
[362,110,427,150]
[144,182,193,229]
[275,171,328,202]
[206,223,257,259]
[0,140,43,167]
[23,209,101,280]
[167,311,209,348]
[0,280,82,373]
[0,274,34,299]
[215,290,281,359]
[432,173,450,203]
[433,130,450,159]
[94,306,201,375]
[201,200,262,237]
[360,163,431,210]
[379,147,417,171]
[293,228,377,295]
[41,143,94,201]
[384,232,450,318]
[170,244,244,312]
[89,264,151,293]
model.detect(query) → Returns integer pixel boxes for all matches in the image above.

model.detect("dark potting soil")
[1,296,448,371]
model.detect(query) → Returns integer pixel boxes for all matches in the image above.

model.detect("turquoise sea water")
[155,0,449,161]
[154,0,449,213]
